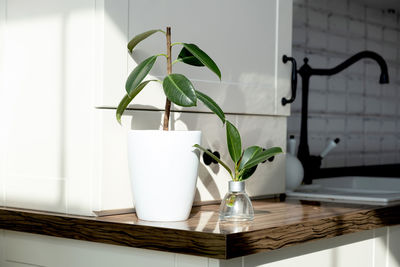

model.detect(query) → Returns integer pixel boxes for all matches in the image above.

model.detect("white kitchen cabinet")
[0,0,96,215]
[239,227,400,267]
[244,230,375,267]
[96,0,292,116]
[0,0,292,216]
[1,230,213,267]
[2,227,399,267]
[0,0,6,209]
[388,225,400,267]
[3,230,176,267]
[96,109,286,211]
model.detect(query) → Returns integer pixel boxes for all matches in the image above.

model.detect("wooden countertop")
[1,199,400,259]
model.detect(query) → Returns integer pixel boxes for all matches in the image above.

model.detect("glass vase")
[219,181,254,221]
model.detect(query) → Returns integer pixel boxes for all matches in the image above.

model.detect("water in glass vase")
[219,181,254,221]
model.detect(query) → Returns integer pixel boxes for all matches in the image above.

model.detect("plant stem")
[157,53,168,59]
[171,42,183,46]
[163,27,172,131]
[234,164,239,181]
[171,59,181,65]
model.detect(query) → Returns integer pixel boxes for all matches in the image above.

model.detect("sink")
[286,176,400,205]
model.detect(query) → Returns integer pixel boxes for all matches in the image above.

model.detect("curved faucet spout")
[296,50,389,184]
[299,50,389,84]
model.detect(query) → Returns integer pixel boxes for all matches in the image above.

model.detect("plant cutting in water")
[195,121,283,214]
[116,27,225,128]
[194,121,283,182]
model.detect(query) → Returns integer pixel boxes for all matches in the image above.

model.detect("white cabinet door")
[0,228,390,267]
[243,230,375,267]
[388,225,400,267]
[96,0,292,116]
[3,230,176,267]
[96,109,286,211]
[0,0,96,215]
[1,230,216,267]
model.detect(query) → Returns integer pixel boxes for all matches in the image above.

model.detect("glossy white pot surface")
[127,130,201,221]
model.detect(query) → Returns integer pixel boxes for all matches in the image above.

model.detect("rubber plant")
[194,121,283,181]
[116,27,225,128]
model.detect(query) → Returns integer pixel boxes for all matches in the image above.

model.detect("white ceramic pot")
[127,130,201,221]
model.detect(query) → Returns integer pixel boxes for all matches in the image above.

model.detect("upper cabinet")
[97,0,293,116]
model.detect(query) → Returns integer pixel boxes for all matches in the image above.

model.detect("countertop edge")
[0,208,228,259]
[1,203,400,259]
[225,205,400,258]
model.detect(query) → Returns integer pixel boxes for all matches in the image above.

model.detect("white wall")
[290,0,400,168]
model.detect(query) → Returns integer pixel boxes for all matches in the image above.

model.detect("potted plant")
[194,121,283,221]
[116,27,225,221]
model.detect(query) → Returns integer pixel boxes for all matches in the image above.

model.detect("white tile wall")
[291,0,400,167]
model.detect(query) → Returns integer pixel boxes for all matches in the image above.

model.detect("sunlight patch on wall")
[0,0,96,215]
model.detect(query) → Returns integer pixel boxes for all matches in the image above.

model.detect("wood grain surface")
[1,199,400,259]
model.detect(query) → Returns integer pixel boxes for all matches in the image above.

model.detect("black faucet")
[296,50,389,184]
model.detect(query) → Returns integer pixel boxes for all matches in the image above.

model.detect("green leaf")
[163,74,197,107]
[195,90,225,124]
[239,146,262,170]
[127,29,164,53]
[177,47,204,66]
[193,144,233,178]
[242,147,283,170]
[125,55,157,97]
[116,80,155,124]
[116,94,132,125]
[237,146,262,180]
[182,43,221,80]
[241,166,258,180]
[226,121,242,163]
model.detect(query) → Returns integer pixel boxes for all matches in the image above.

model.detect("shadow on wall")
[172,111,223,202]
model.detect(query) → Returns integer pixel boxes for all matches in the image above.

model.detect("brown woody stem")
[163,26,172,131]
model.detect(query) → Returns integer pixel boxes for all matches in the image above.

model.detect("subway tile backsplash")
[291,0,400,167]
